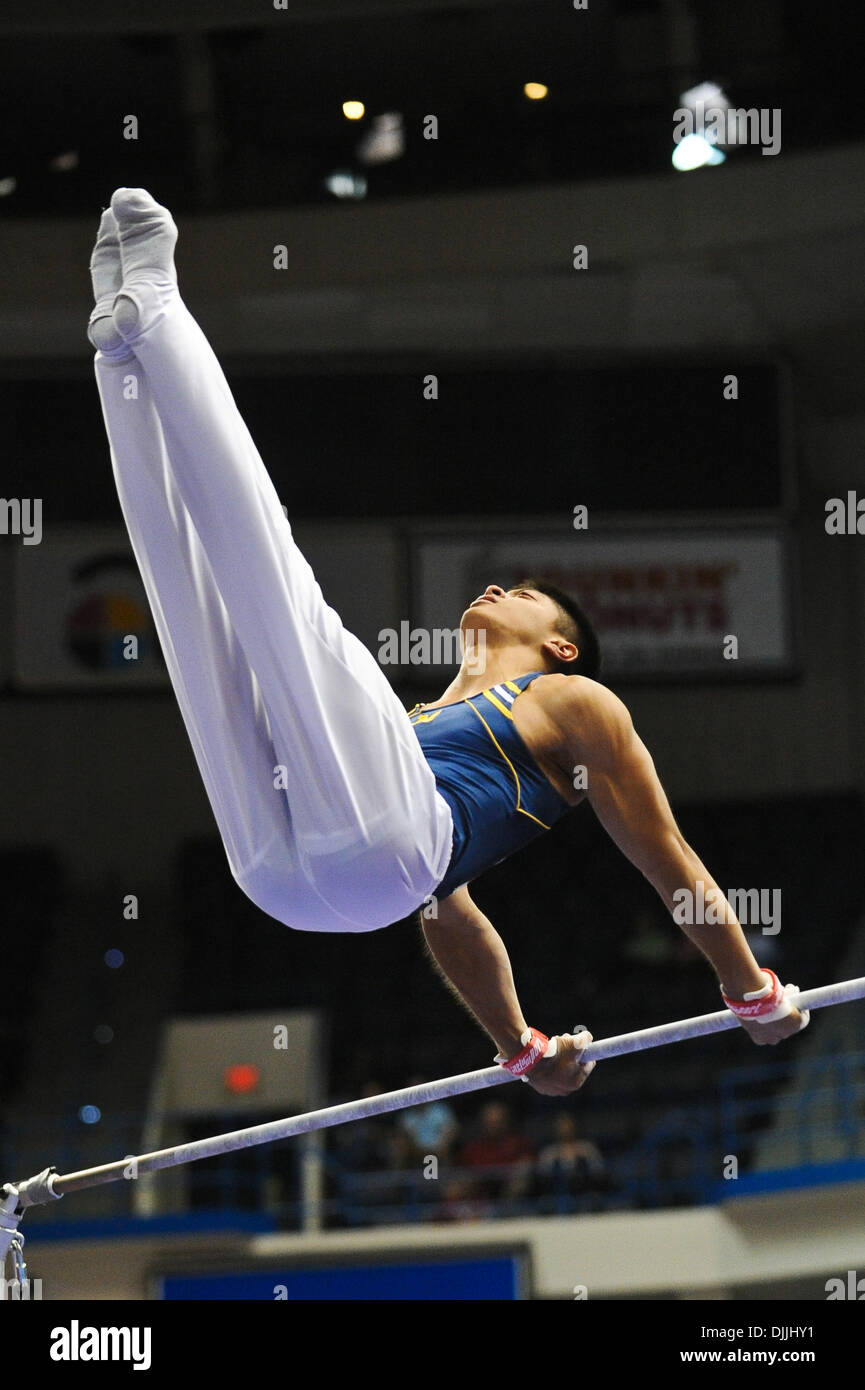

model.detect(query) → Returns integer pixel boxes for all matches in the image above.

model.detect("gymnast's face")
[461,585,574,664]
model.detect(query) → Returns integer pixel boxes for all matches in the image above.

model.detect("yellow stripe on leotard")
[465,699,552,830]
[481,689,513,720]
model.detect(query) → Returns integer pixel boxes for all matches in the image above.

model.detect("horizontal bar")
[17,976,865,1206]
[578,976,865,1059]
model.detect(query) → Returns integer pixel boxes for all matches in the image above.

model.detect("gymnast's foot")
[110,187,179,343]
[86,207,130,357]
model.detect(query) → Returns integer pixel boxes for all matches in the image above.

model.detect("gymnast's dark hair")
[519,577,602,682]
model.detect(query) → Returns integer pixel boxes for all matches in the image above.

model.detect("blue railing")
[717,1047,865,1163]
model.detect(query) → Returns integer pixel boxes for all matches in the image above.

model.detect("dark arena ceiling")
[0,0,861,216]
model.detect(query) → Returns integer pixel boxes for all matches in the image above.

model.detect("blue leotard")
[407,671,573,899]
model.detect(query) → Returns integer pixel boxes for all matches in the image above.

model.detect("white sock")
[110,187,179,343]
[87,208,132,358]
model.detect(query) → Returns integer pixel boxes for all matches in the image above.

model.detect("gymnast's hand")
[723,973,811,1047]
[737,1005,809,1047]
[525,1029,597,1096]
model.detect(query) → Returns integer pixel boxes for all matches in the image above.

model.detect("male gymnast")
[88,189,808,1101]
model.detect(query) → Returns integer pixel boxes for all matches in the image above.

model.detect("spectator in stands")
[535,1112,608,1210]
[396,1074,460,1163]
[459,1100,535,1208]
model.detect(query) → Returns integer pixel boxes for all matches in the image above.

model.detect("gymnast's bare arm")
[545,676,806,1047]
[422,888,596,1096]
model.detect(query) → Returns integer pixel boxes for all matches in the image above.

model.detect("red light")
[224,1063,260,1095]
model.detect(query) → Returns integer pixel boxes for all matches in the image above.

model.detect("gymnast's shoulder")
[527,672,635,750]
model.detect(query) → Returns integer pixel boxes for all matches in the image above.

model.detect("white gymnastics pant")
[93,283,453,932]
